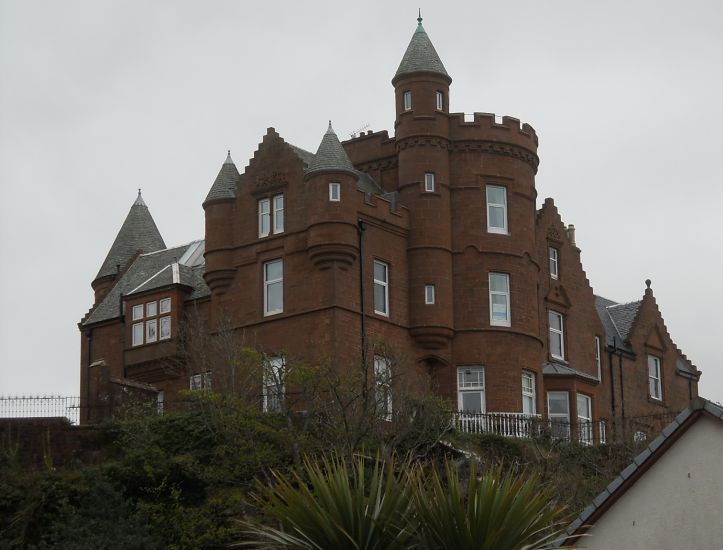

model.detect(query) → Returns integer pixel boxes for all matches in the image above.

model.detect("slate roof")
[557,397,723,546]
[394,17,450,82]
[594,295,641,352]
[203,152,240,203]
[542,361,599,382]
[306,122,357,176]
[94,192,166,280]
[84,241,209,326]
[290,144,316,168]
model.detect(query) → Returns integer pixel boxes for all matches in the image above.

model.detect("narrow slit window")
[329,182,341,201]
[424,284,436,305]
[424,173,435,192]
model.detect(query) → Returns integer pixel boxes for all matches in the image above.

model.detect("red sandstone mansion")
[79,17,700,437]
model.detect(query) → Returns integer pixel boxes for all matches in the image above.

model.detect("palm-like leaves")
[241,456,568,550]
[240,455,416,549]
[413,462,567,550]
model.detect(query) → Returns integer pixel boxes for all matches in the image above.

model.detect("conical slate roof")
[306,122,356,176]
[204,151,239,203]
[394,16,450,83]
[94,191,166,280]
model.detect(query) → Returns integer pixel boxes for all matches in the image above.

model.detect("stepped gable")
[95,191,166,280]
[84,241,208,326]
[393,15,450,83]
[203,151,240,203]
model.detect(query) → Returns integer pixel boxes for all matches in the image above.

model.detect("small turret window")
[425,284,436,305]
[424,173,435,192]
[436,91,443,110]
[403,91,412,110]
[329,182,341,201]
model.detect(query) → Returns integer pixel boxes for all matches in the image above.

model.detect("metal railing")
[0,396,80,425]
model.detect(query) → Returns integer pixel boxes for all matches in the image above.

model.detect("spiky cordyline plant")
[413,462,569,550]
[239,454,417,549]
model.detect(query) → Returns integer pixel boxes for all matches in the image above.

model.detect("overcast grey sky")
[1,0,721,404]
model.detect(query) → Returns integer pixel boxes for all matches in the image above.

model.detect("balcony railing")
[0,396,81,425]
[452,411,609,445]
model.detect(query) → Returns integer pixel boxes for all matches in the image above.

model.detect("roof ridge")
[128,264,171,295]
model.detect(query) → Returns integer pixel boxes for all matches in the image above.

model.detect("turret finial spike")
[138,188,141,196]
[417,9,422,24]
[327,120,334,133]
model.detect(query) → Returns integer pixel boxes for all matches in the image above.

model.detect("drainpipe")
[618,347,625,420]
[608,338,616,417]
[357,221,368,375]
[85,328,93,422]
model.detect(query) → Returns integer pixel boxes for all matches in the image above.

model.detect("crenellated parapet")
[448,112,539,173]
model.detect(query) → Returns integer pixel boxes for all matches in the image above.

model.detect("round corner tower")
[393,16,455,352]
[394,16,544,413]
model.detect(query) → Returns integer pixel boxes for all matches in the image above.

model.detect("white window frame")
[258,198,270,237]
[157,390,164,415]
[145,318,157,343]
[132,322,144,347]
[424,173,435,192]
[374,356,393,421]
[373,260,389,316]
[549,247,559,279]
[424,284,436,305]
[489,272,511,327]
[159,297,171,314]
[132,304,144,321]
[547,390,570,439]
[329,182,341,201]
[263,259,284,316]
[548,310,565,360]
[436,91,443,110]
[146,300,157,317]
[595,336,602,381]
[457,366,486,413]
[521,370,536,415]
[486,185,508,234]
[190,372,211,391]
[273,194,284,234]
[648,355,662,400]
[403,91,412,110]
[577,393,593,445]
[263,357,285,413]
[159,316,171,340]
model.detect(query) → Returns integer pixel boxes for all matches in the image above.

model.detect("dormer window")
[131,297,172,347]
[403,91,412,110]
[436,91,443,110]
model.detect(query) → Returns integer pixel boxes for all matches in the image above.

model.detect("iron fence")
[0,396,81,425]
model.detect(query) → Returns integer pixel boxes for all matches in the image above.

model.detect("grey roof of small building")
[556,397,723,546]
[94,191,166,280]
[84,241,209,326]
[204,152,240,203]
[542,361,599,382]
[394,17,450,82]
[306,122,357,176]
[594,295,640,352]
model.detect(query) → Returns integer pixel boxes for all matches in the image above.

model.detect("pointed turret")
[91,191,165,302]
[306,122,357,177]
[204,150,239,204]
[393,13,451,85]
